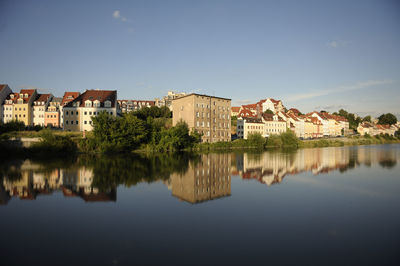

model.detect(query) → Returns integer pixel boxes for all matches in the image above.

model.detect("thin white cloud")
[112,10,129,23]
[112,10,120,19]
[286,79,395,102]
[327,40,349,48]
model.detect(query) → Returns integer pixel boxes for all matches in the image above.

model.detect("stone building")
[172,93,231,143]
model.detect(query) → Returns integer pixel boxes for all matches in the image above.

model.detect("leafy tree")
[264,109,274,115]
[378,113,397,125]
[247,133,265,147]
[363,115,371,122]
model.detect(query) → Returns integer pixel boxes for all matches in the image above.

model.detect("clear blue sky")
[0,0,399,118]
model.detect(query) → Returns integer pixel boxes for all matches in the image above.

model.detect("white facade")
[261,98,284,114]
[237,118,264,139]
[3,103,13,123]
[311,113,329,136]
[0,85,12,123]
[81,104,117,131]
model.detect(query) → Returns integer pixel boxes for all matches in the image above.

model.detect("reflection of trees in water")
[78,153,198,191]
[0,160,24,182]
[379,159,397,169]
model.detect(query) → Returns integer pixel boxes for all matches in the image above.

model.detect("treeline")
[195,130,300,151]
[332,109,398,130]
[79,106,201,153]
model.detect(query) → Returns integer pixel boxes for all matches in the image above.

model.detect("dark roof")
[0,84,9,92]
[65,90,117,108]
[172,93,231,101]
[34,93,52,102]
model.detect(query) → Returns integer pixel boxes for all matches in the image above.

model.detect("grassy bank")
[2,127,399,158]
[299,135,400,148]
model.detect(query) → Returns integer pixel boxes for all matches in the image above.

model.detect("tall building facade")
[172,93,231,143]
[12,89,37,126]
[33,94,52,126]
[0,84,12,123]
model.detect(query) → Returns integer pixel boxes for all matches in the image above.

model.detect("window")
[66,111,69,115]
[84,121,87,124]
[76,111,78,115]
[76,120,78,124]
[66,120,69,125]
[89,112,92,115]
[84,111,87,115]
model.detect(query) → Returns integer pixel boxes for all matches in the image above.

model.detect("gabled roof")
[34,93,52,103]
[0,84,10,92]
[12,89,36,104]
[231,106,240,112]
[238,108,257,118]
[288,108,300,115]
[61,92,80,106]
[65,90,117,108]
[241,103,257,109]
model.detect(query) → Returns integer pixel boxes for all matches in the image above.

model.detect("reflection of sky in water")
[1,145,400,265]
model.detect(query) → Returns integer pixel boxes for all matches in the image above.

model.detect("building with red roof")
[63,89,117,131]
[33,93,53,126]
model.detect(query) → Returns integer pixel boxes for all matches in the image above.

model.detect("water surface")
[1,145,400,265]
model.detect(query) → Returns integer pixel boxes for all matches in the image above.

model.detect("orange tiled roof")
[61,92,80,106]
[238,108,257,118]
[231,106,240,112]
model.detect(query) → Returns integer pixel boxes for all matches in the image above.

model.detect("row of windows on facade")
[84,101,112,108]
[197,130,229,137]
[195,112,230,119]
[194,187,229,195]
[195,102,229,109]
[196,121,230,129]
[65,111,114,116]
[195,173,230,182]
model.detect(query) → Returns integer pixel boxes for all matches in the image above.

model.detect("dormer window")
[18,99,23,104]
[24,93,28,98]
[93,100,100,107]
[104,100,111,108]
[85,100,92,107]
[10,95,14,99]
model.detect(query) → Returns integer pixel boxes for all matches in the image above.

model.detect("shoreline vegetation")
[1,108,400,158]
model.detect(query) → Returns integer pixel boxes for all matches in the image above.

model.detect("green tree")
[264,109,274,115]
[363,115,371,122]
[378,113,397,125]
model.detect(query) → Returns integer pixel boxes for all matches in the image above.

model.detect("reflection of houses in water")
[237,147,397,186]
[169,154,231,204]
[61,167,116,202]
[2,162,115,203]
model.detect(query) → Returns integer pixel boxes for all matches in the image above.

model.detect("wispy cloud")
[327,40,349,48]
[286,79,394,102]
[314,104,348,111]
[112,10,129,23]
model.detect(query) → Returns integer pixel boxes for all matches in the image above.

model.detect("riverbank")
[1,129,400,158]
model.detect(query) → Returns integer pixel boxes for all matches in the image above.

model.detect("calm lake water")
[1,144,400,266]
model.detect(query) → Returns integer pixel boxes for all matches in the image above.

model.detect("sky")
[0,0,399,118]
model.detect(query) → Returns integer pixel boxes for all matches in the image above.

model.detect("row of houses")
[357,122,399,136]
[0,84,193,131]
[234,98,351,139]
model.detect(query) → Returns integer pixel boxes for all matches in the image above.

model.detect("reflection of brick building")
[169,154,231,203]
